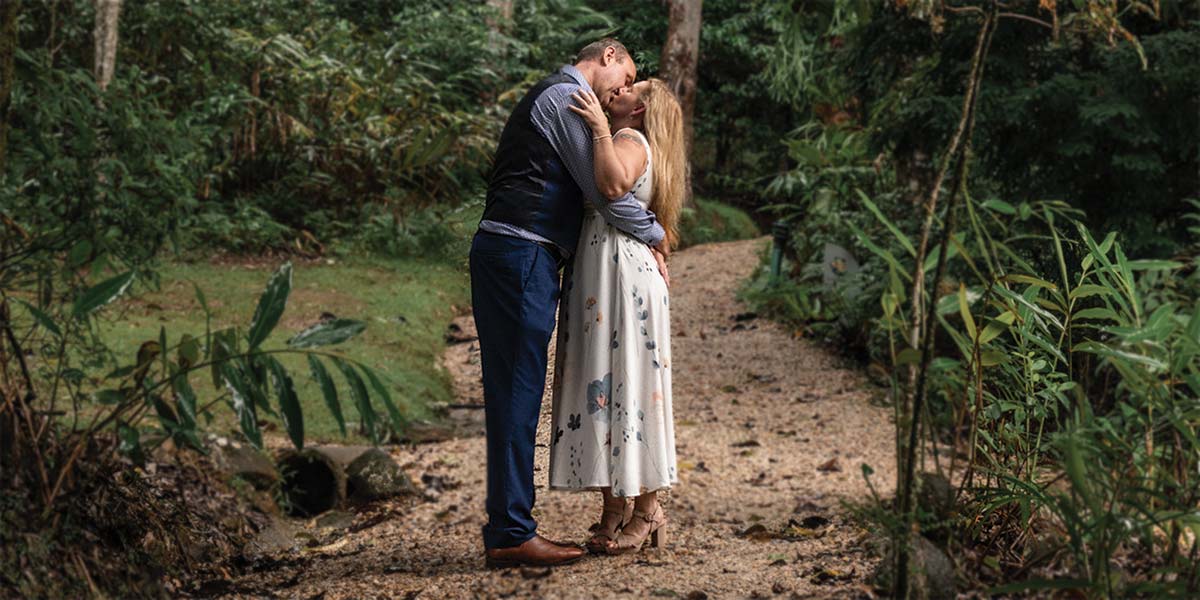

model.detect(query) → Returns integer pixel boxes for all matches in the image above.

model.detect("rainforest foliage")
[1,0,1199,597]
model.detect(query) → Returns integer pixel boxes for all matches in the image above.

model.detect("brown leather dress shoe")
[484,534,586,569]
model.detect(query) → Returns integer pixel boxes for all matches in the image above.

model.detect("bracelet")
[593,134,611,141]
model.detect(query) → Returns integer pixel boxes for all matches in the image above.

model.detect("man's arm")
[531,84,665,247]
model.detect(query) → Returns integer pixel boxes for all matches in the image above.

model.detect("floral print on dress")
[547,127,677,499]
[587,373,612,420]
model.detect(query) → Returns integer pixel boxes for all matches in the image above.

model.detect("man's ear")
[602,45,616,66]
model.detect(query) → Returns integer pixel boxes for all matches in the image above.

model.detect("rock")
[871,535,956,600]
[916,471,955,527]
[346,447,415,501]
[315,510,356,532]
[445,321,478,344]
[208,436,279,490]
[244,517,302,559]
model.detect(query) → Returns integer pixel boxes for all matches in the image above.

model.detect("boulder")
[917,471,956,533]
[345,447,415,501]
[871,534,956,600]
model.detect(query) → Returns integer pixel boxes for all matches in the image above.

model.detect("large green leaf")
[958,284,977,340]
[978,310,1016,345]
[332,356,379,443]
[177,333,201,370]
[243,355,279,418]
[210,328,239,389]
[846,220,912,282]
[14,298,62,337]
[857,189,915,256]
[173,372,198,429]
[287,318,367,348]
[117,422,146,465]
[219,361,262,448]
[1073,307,1120,322]
[266,357,305,449]
[247,262,293,350]
[358,362,406,431]
[72,271,135,318]
[308,355,346,437]
[192,280,212,352]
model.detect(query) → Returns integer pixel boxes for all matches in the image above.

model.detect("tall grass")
[855,189,1200,595]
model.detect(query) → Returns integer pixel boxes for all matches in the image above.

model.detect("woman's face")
[607,80,650,121]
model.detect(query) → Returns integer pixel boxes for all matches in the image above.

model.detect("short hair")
[575,37,630,64]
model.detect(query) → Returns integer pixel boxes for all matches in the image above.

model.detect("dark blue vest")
[481,72,584,253]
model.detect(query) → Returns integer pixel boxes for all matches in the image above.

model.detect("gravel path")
[220,237,897,599]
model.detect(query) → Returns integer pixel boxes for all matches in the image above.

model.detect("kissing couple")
[468,37,686,568]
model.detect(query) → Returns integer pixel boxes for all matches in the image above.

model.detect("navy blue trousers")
[469,231,561,550]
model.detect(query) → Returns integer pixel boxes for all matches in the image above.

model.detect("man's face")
[594,49,637,110]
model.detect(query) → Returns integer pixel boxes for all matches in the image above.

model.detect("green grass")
[678,197,761,248]
[82,198,754,445]
[92,251,471,444]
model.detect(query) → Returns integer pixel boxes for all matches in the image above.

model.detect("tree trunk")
[659,0,702,151]
[0,0,19,171]
[486,0,514,51]
[93,0,121,92]
[485,0,514,83]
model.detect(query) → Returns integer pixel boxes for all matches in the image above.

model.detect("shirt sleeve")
[530,83,666,247]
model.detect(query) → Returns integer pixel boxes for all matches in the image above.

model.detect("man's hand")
[651,246,670,288]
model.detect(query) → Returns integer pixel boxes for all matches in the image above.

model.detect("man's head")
[573,38,636,110]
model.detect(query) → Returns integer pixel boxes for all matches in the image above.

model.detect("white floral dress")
[548,128,678,498]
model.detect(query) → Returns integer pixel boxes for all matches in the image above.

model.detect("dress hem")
[546,480,679,498]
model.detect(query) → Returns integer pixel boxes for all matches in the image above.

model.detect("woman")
[547,78,687,555]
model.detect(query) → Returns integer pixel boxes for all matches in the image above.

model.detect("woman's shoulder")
[614,127,647,143]
[614,128,650,158]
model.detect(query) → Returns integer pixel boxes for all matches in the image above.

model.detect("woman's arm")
[569,90,647,200]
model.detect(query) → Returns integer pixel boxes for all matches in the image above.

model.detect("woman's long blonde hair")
[640,78,688,250]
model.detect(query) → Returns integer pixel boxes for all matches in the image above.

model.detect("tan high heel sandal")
[586,498,634,553]
[604,503,667,555]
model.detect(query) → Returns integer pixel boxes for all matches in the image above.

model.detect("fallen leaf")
[799,515,831,528]
[810,567,855,585]
[817,458,841,472]
[738,523,772,541]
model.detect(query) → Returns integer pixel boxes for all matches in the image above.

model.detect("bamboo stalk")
[896,6,998,598]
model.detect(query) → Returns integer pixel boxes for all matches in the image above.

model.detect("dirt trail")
[221,237,897,599]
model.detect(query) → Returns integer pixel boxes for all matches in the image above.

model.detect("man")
[470,38,667,568]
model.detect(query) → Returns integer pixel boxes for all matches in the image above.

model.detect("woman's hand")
[568,90,610,137]
[652,246,670,288]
